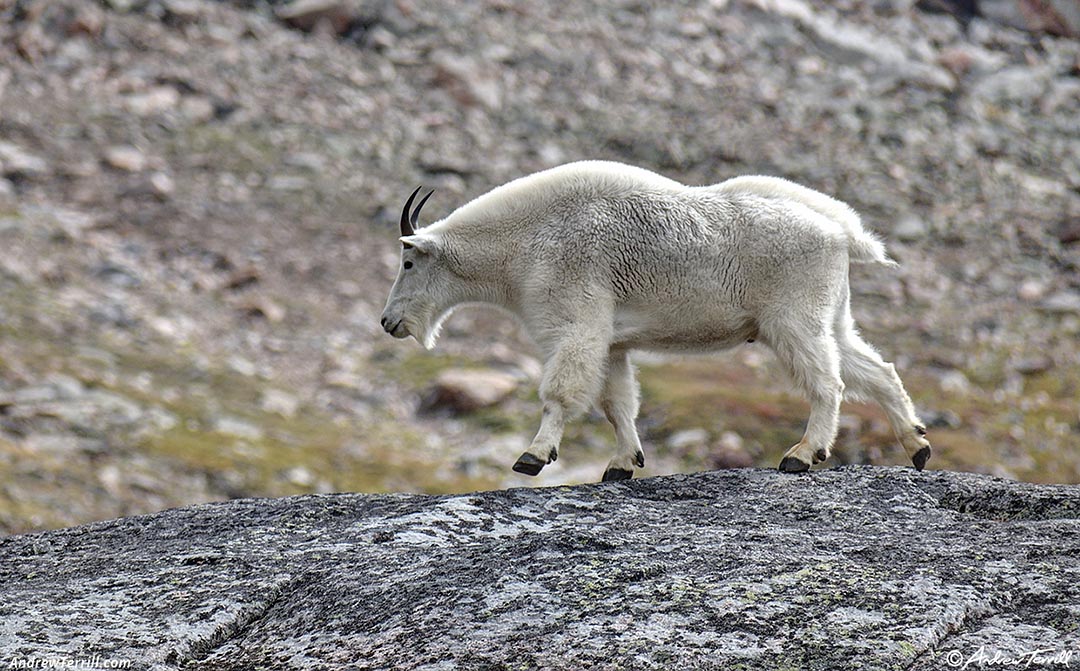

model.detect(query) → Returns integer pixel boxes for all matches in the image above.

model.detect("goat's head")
[380,186,451,349]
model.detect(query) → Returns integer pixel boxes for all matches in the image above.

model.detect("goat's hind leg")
[763,320,845,473]
[598,348,645,482]
[836,324,932,470]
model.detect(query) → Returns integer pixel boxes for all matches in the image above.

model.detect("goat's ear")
[400,235,435,254]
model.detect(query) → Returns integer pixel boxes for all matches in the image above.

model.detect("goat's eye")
[403,260,413,270]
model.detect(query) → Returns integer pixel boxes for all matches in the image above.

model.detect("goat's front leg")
[512,325,611,477]
[599,348,645,482]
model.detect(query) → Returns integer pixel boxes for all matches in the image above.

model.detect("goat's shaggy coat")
[381,161,931,479]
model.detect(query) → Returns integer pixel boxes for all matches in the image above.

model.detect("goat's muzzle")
[380,314,408,338]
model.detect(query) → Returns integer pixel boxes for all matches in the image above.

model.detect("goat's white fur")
[381,161,930,478]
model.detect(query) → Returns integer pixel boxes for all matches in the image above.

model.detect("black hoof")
[634,451,645,468]
[915,424,927,436]
[601,468,633,482]
[778,456,810,473]
[512,453,547,476]
[912,445,932,471]
[813,448,827,464]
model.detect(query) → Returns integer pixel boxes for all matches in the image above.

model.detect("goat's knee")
[538,337,609,417]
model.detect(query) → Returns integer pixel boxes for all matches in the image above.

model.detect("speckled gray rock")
[1,466,1078,670]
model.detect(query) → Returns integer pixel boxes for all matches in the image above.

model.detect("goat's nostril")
[380,317,388,328]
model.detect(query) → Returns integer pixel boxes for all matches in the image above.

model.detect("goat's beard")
[409,305,456,351]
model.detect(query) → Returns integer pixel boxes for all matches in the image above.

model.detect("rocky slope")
[0,466,1077,670]
[0,0,1078,534]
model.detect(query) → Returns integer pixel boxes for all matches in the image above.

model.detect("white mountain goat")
[380,161,931,481]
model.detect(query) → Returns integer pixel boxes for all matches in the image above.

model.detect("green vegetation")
[2,244,1079,537]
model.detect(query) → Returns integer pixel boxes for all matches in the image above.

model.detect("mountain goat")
[380,161,931,481]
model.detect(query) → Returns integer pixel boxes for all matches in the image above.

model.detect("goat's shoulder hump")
[438,161,685,229]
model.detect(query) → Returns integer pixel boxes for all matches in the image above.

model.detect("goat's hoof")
[512,453,547,476]
[778,456,810,473]
[912,445,932,471]
[634,451,646,468]
[601,467,633,482]
[813,448,828,464]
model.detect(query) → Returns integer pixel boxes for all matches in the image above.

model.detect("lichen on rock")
[0,466,1076,670]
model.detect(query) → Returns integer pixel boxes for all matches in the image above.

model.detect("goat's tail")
[845,226,897,267]
[715,175,897,267]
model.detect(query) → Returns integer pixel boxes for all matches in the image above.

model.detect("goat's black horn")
[411,189,435,229]
[400,185,423,237]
